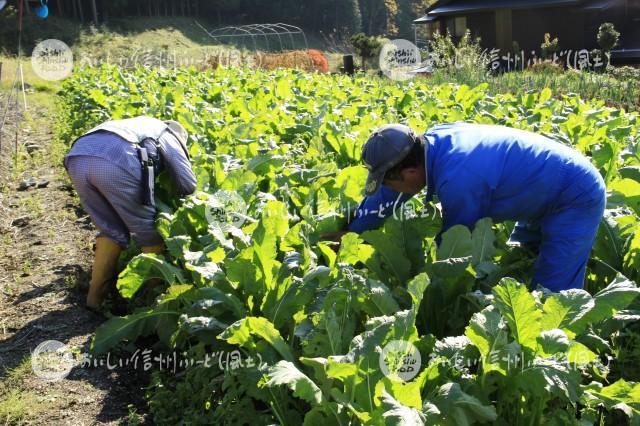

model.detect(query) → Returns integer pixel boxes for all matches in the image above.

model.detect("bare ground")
[0,90,148,425]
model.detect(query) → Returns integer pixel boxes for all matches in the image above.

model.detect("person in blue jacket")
[346,122,606,292]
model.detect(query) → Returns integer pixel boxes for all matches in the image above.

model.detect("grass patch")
[0,356,54,424]
[0,388,47,424]
[425,66,640,112]
[2,355,33,386]
[0,356,46,424]
[1,16,344,75]
[72,19,223,68]
[0,16,231,71]
[0,56,60,93]
[0,60,67,187]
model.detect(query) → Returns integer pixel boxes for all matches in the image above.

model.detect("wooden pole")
[19,63,27,111]
[14,120,19,167]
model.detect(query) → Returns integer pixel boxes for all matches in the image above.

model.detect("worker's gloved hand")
[319,230,348,252]
[507,221,542,254]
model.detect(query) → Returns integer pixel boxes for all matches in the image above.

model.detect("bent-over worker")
[64,116,197,309]
[347,122,606,292]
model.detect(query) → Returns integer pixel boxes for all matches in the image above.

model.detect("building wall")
[468,12,496,47]
[438,7,592,53]
[421,1,638,64]
[512,8,586,54]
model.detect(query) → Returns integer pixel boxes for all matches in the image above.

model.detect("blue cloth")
[348,122,606,291]
[347,186,412,233]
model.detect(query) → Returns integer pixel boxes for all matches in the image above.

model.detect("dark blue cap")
[362,124,421,195]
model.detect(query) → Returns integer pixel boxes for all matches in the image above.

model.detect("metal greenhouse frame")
[195,22,309,52]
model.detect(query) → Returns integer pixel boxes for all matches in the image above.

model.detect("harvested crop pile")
[254,49,328,73]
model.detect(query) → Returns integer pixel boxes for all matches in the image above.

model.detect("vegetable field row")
[59,65,640,425]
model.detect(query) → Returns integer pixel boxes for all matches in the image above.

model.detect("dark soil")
[0,92,149,425]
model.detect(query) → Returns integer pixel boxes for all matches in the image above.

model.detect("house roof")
[413,0,624,23]
[414,14,438,23]
[582,0,620,10]
[611,49,640,59]
[426,0,580,17]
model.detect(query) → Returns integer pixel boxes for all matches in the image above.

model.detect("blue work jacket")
[348,122,601,234]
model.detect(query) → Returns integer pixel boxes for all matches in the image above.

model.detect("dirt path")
[0,91,147,425]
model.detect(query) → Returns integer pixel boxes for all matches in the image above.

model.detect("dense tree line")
[8,0,434,38]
